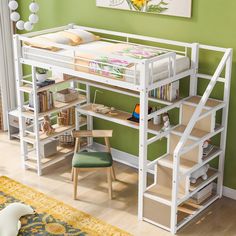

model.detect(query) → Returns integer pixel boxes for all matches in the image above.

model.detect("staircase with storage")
[143,96,224,230]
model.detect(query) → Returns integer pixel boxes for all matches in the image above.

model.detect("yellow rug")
[0,176,132,236]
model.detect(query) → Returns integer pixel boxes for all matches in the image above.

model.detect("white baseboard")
[93,142,236,200]
[223,186,236,200]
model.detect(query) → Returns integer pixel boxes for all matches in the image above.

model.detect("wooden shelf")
[177,193,219,228]
[157,154,197,173]
[189,168,219,192]
[172,124,209,139]
[20,77,74,93]
[202,146,222,162]
[78,103,165,135]
[26,139,88,170]
[22,95,86,118]
[25,146,74,169]
[157,147,221,175]
[172,124,223,140]
[144,184,185,203]
[183,96,224,109]
[23,116,87,144]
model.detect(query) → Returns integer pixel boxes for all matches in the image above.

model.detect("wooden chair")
[72,130,116,200]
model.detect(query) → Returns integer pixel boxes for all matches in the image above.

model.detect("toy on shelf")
[190,164,210,184]
[161,112,171,131]
[57,107,75,126]
[0,203,35,236]
[41,115,55,135]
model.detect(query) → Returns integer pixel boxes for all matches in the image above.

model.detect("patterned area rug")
[0,176,132,236]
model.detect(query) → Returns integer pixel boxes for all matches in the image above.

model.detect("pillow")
[25,29,100,51]
[25,32,75,51]
[64,28,100,45]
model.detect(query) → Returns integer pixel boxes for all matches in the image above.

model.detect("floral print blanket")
[88,44,166,79]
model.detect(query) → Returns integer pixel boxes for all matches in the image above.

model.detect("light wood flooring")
[0,132,236,236]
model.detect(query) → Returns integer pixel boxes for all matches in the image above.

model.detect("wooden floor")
[0,132,236,236]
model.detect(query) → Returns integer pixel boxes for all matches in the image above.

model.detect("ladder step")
[22,136,35,144]
[171,124,209,141]
[157,147,221,175]
[183,96,224,110]
[157,154,196,173]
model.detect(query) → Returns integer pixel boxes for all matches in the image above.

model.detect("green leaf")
[147,3,169,13]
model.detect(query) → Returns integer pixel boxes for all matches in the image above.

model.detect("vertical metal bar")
[13,35,28,167]
[189,43,199,96]
[217,49,233,197]
[170,152,180,234]
[138,61,149,220]
[86,84,93,146]
[32,66,41,175]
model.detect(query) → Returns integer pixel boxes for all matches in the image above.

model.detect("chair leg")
[107,167,112,200]
[73,168,79,200]
[111,165,116,181]
[71,167,74,181]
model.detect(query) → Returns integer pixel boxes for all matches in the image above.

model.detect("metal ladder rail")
[13,35,29,168]
[170,48,232,234]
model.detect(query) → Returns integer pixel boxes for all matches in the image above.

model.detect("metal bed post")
[86,84,93,146]
[32,66,42,176]
[138,60,149,220]
[189,43,199,96]
[170,152,180,234]
[13,35,28,167]
[217,49,233,197]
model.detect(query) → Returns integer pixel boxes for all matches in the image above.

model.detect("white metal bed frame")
[13,24,232,234]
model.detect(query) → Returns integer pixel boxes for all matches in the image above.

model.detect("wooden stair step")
[157,154,197,173]
[183,96,224,109]
[171,124,209,140]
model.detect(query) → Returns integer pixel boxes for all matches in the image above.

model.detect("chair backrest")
[73,130,113,138]
[72,130,113,153]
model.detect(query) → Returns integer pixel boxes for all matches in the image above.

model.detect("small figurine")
[161,112,171,131]
[190,164,210,184]
[41,115,55,135]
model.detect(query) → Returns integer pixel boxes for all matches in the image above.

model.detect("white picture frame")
[96,0,192,18]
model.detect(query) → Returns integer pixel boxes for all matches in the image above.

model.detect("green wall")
[19,0,236,189]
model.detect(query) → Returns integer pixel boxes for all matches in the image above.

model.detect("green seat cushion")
[72,151,113,168]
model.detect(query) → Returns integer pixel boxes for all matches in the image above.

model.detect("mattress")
[23,41,190,85]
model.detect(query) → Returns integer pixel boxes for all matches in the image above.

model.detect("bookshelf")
[17,75,87,175]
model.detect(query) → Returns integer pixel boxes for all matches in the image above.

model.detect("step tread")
[184,96,223,108]
[172,124,209,139]
[157,154,197,172]
[145,184,185,202]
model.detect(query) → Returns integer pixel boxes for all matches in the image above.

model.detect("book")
[150,81,179,102]
[203,144,215,157]
[29,91,54,113]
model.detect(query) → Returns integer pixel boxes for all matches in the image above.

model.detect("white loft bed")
[13,24,232,234]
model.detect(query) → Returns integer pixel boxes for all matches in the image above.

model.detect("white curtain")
[0,0,17,130]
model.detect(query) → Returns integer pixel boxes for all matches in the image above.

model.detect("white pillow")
[65,28,100,44]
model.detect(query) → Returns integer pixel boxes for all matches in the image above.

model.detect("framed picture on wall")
[96,0,192,18]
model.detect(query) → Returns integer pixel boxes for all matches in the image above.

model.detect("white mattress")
[23,41,190,84]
